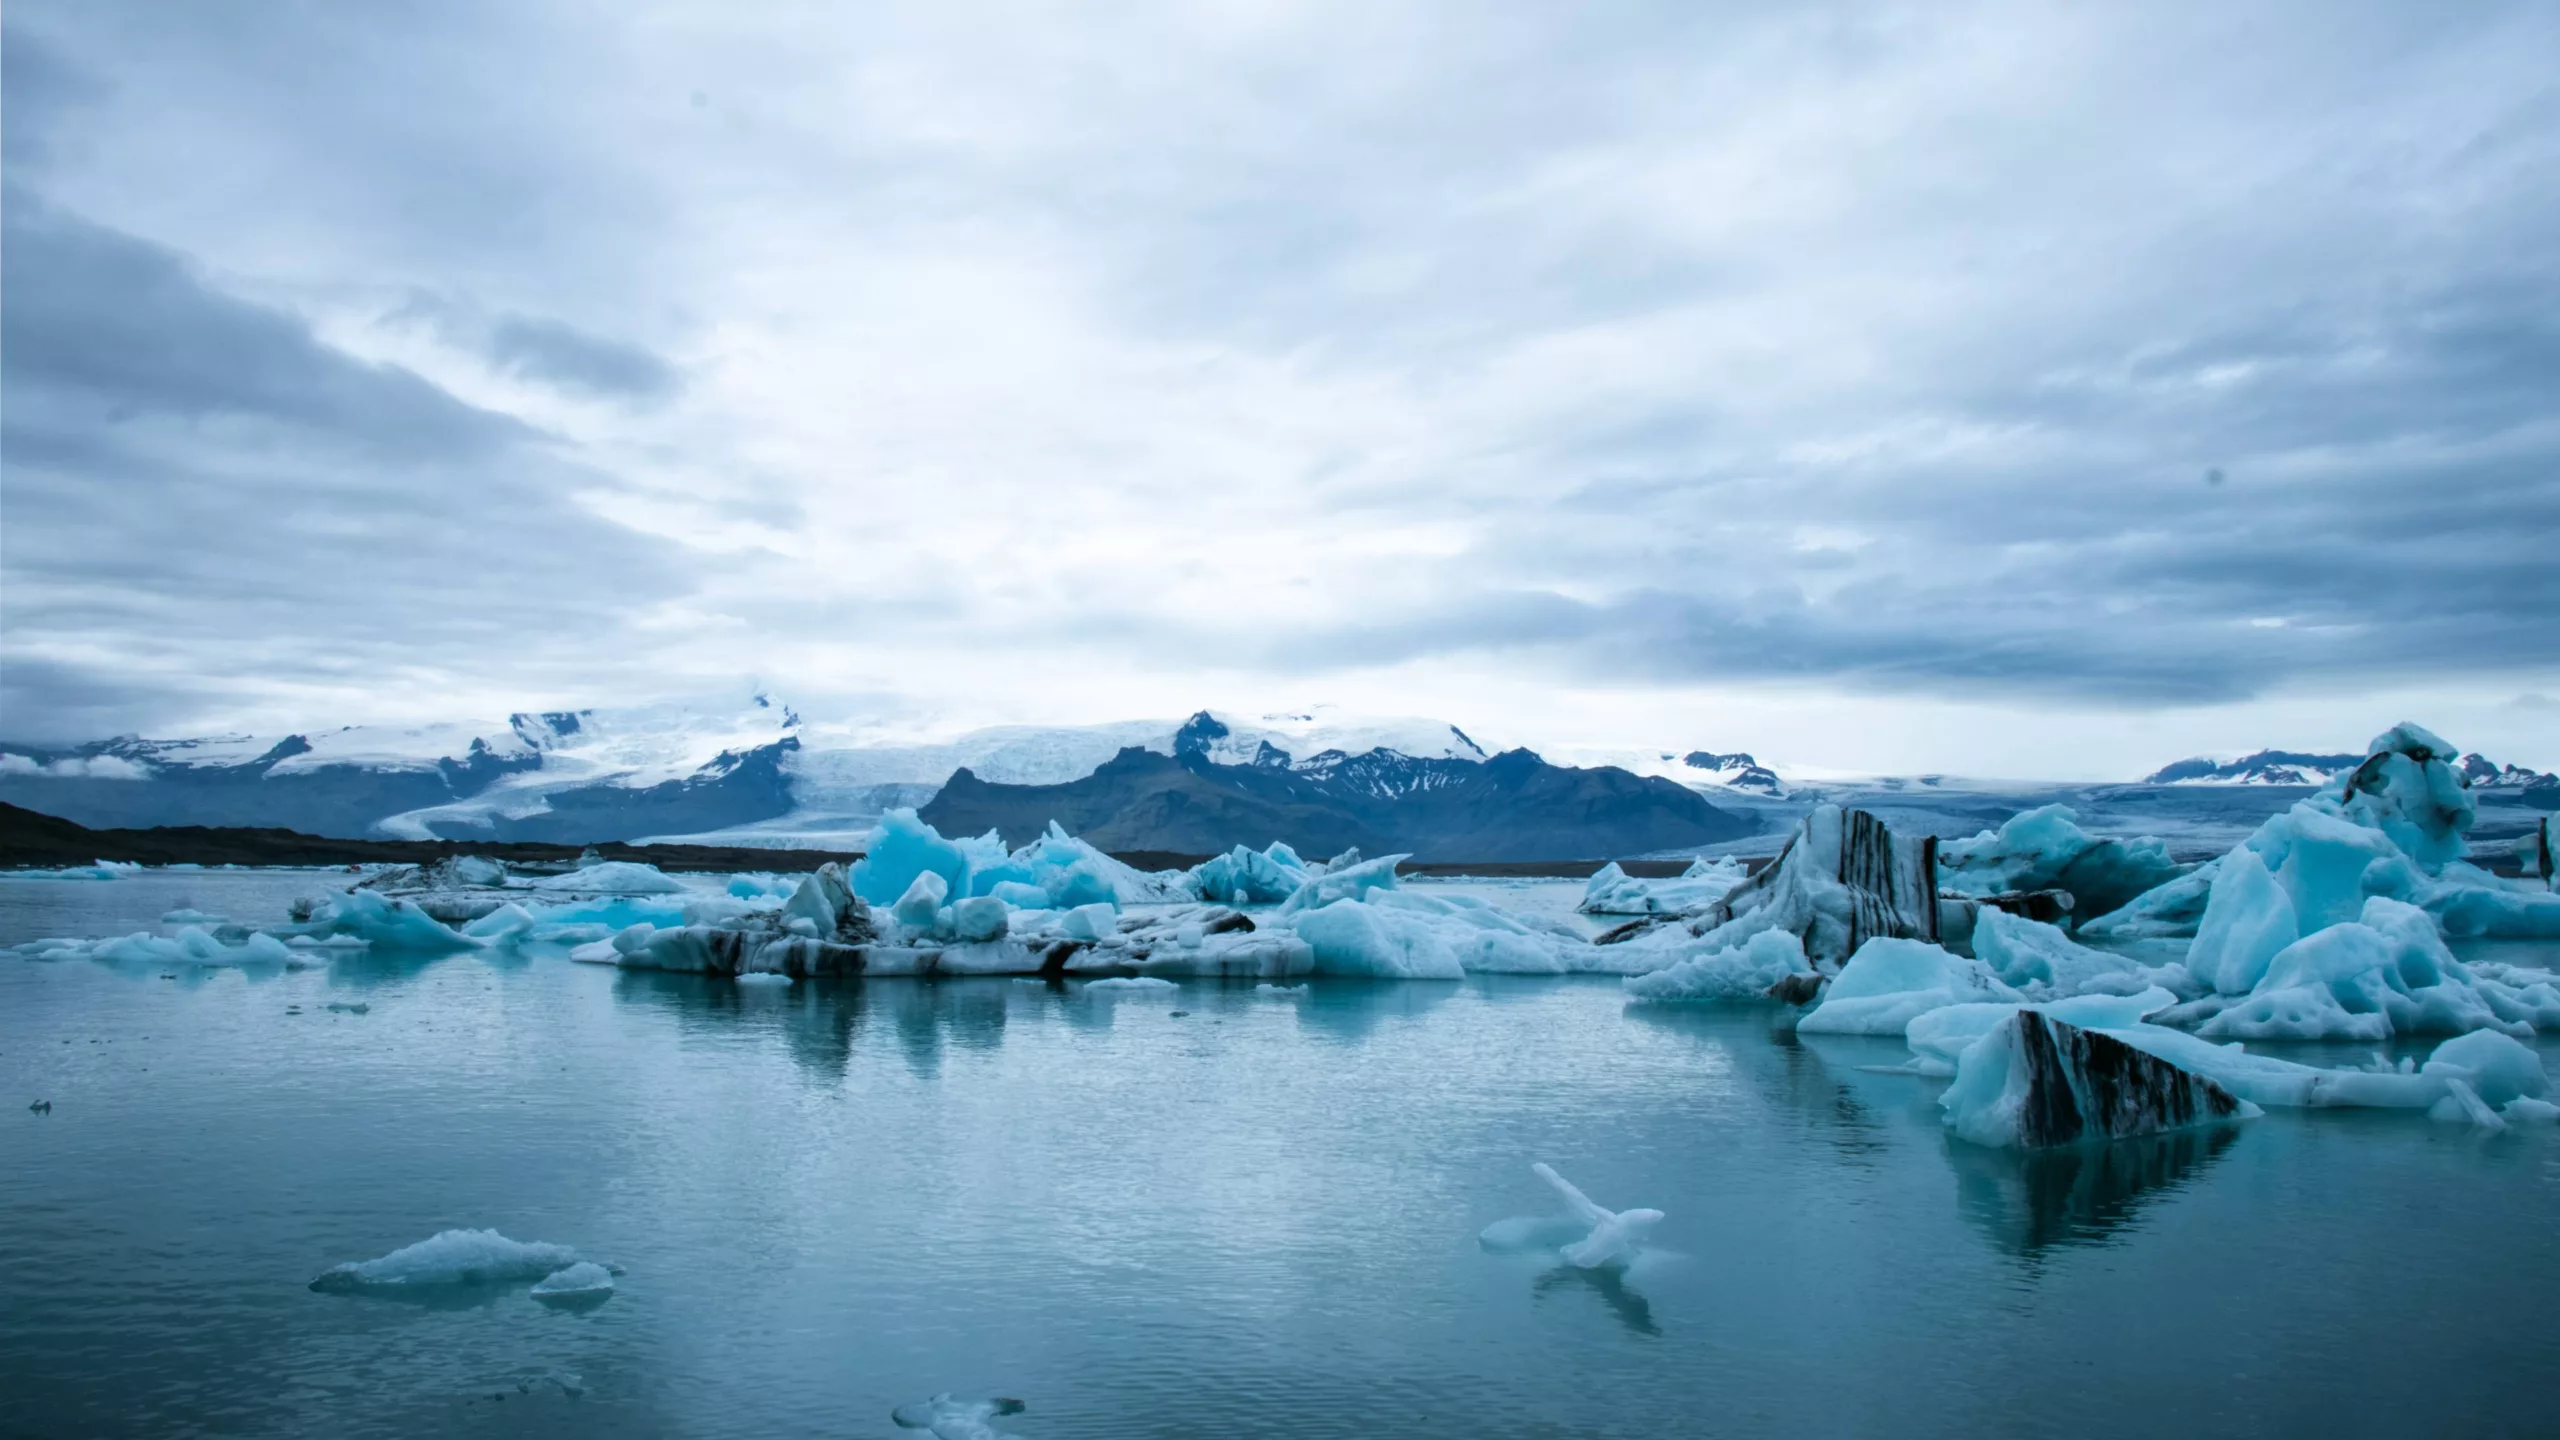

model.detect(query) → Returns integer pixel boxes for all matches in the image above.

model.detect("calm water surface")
[3,873,2557,1439]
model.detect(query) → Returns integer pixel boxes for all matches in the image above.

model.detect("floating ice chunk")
[2429,1077,2505,1130]
[1969,909,2163,997]
[160,908,224,924]
[462,903,537,940]
[2186,847,2299,995]
[311,890,483,954]
[1256,983,1308,996]
[1904,988,2179,1076]
[447,854,508,887]
[1189,842,1311,905]
[1622,929,1810,1003]
[1288,898,1464,979]
[310,1229,584,1292]
[2419,1029,2549,1109]
[1275,853,1408,917]
[891,1395,1027,1440]
[852,809,976,905]
[1940,1010,2256,1149]
[894,871,950,930]
[1058,903,1119,942]
[1521,1163,1662,1269]
[2504,1096,2560,1124]
[1797,939,2019,1034]
[530,1261,616,1304]
[1082,976,1178,994]
[989,880,1052,909]
[953,895,1010,943]
[1938,805,2188,925]
[1579,857,1749,917]
[28,927,310,969]
[526,861,688,895]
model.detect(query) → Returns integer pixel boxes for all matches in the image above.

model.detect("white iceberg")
[526,860,689,895]
[1622,929,1812,1003]
[1796,938,2019,1034]
[1480,1163,1663,1270]
[310,1229,585,1292]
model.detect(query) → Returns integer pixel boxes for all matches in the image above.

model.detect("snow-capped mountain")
[2145,747,2555,790]
[0,700,1513,845]
[1531,745,1790,797]
[1676,751,1788,796]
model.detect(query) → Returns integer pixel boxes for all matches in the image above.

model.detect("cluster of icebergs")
[1613,723,2559,1145]
[9,722,2555,1150]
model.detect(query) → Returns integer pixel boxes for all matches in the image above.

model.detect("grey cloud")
[485,314,681,402]
[4,0,2558,741]
[0,198,698,740]
[1,22,103,166]
[3,190,533,461]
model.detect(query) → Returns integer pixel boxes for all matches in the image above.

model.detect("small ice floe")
[1255,983,1308,997]
[1479,1163,1663,1270]
[1081,976,1178,995]
[160,908,225,924]
[310,1229,587,1293]
[891,1394,1028,1440]
[530,1261,616,1307]
[325,1002,369,1015]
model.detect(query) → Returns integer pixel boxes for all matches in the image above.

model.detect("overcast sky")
[4,1,2555,777]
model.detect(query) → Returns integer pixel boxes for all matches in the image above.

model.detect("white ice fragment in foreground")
[891,1394,1027,1440]
[310,1229,584,1292]
[1491,1162,1664,1270]
[1082,976,1178,994]
[530,1261,616,1303]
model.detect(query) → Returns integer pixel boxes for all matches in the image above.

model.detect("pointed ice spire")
[1533,1162,1663,1269]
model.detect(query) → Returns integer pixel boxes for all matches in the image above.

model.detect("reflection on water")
[1533,1261,1659,1338]
[3,944,2557,1439]
[1946,1125,2243,1258]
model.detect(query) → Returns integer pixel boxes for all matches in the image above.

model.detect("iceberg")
[1289,898,1467,979]
[527,860,689,895]
[1940,1011,2256,1149]
[1275,853,1409,917]
[1579,856,1750,917]
[310,1229,585,1292]
[1189,842,1311,905]
[1622,929,1812,1003]
[13,926,313,969]
[1969,908,2179,998]
[1938,805,2189,926]
[1797,938,2020,1034]
[1668,806,1940,969]
[307,890,484,954]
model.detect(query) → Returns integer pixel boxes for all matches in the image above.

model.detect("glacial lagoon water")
[4,871,2558,1439]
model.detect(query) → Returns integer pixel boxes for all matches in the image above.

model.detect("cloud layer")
[3,2,2555,772]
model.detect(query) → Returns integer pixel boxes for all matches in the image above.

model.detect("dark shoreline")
[0,803,1699,879]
